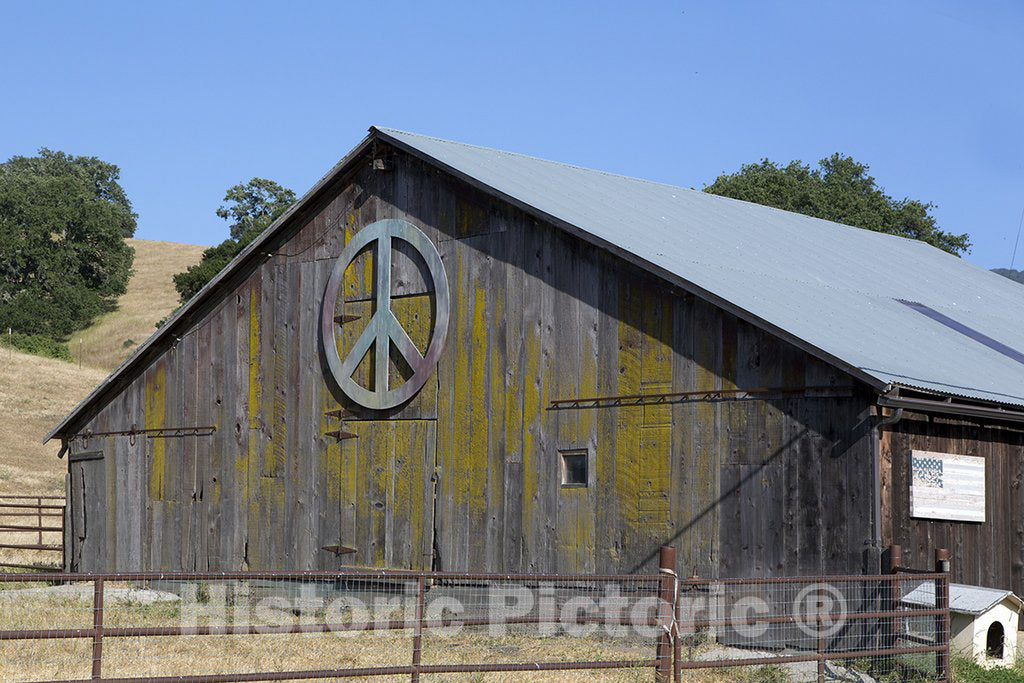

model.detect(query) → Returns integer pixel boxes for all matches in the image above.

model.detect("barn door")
[336,420,436,570]
[68,451,106,572]
[322,218,442,570]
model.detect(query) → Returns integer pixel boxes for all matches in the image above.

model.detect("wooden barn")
[48,128,1024,591]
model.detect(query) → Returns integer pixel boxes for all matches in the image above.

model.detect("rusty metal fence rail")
[675,575,949,681]
[0,546,950,683]
[0,568,671,682]
[669,546,951,682]
[0,495,65,571]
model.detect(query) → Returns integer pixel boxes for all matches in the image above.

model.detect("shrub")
[0,332,72,361]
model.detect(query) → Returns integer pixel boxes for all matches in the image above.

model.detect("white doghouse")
[904,581,1022,668]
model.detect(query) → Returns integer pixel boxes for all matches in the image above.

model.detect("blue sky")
[3,1,1022,269]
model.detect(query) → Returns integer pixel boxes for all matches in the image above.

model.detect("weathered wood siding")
[67,145,877,578]
[881,414,1024,594]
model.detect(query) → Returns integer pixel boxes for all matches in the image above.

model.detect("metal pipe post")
[91,578,104,680]
[411,575,425,683]
[935,548,950,683]
[656,545,676,683]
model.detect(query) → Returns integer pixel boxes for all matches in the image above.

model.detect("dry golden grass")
[68,238,204,372]
[0,239,201,570]
[0,583,815,682]
[0,239,201,494]
[0,349,107,495]
[0,587,664,682]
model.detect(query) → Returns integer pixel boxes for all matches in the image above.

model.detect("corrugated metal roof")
[46,126,1024,440]
[377,128,1024,408]
[903,582,1023,615]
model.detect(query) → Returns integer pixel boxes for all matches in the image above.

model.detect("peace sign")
[320,219,451,410]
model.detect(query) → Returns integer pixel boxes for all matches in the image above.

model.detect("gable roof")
[903,581,1024,616]
[47,127,1024,441]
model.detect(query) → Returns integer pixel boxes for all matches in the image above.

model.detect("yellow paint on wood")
[693,300,720,569]
[254,475,285,569]
[263,330,287,478]
[105,436,117,569]
[468,285,488,517]
[521,312,542,542]
[340,422,359,546]
[641,287,674,427]
[248,288,261,430]
[243,286,262,569]
[488,287,506,567]
[615,282,643,533]
[145,365,167,500]
[638,425,671,527]
[390,294,437,410]
[342,211,375,301]
[332,419,435,569]
[369,422,391,567]
[393,422,411,566]
[320,386,342,504]
[578,310,598,450]
[455,198,487,237]
[505,320,523,464]
[340,301,372,389]
[574,282,599,574]
[393,421,429,569]
[452,249,472,521]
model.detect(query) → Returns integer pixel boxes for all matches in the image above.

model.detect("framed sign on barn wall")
[909,450,986,522]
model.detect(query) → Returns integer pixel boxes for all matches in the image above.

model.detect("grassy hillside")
[0,349,107,494]
[1,239,203,496]
[69,239,205,371]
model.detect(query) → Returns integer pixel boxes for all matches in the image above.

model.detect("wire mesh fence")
[0,548,950,682]
[0,494,65,571]
[675,573,949,682]
[0,570,669,682]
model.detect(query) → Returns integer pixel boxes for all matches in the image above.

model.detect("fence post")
[60,505,66,572]
[874,544,901,675]
[656,545,676,683]
[410,575,425,683]
[36,497,42,547]
[673,577,684,682]
[935,548,950,683]
[816,589,825,683]
[91,578,104,681]
[884,544,902,574]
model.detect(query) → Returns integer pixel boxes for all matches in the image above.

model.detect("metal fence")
[670,547,951,682]
[0,569,670,682]
[675,573,949,681]
[0,494,65,571]
[0,546,950,683]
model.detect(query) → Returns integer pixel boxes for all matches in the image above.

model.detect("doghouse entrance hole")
[986,621,1005,659]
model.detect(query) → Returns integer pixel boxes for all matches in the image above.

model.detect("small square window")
[560,449,588,488]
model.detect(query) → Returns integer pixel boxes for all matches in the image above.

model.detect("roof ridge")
[375,128,962,250]
[374,126,706,194]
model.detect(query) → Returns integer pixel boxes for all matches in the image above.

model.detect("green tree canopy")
[218,177,298,241]
[0,149,136,339]
[704,154,971,256]
[173,178,296,303]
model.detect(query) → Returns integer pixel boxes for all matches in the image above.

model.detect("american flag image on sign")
[911,456,943,488]
[909,450,985,523]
